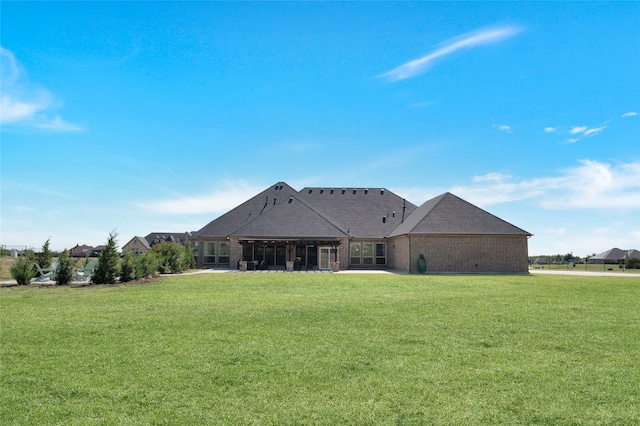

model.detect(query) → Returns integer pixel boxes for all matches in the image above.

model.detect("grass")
[531,262,640,274]
[1,273,639,424]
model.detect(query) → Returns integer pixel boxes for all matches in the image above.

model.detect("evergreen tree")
[35,238,52,275]
[11,256,36,285]
[120,253,136,283]
[55,249,75,285]
[92,232,121,284]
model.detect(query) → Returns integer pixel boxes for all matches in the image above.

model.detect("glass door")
[319,247,331,269]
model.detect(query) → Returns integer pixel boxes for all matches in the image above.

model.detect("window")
[218,242,230,264]
[376,244,386,265]
[204,242,216,264]
[349,242,386,266]
[350,243,361,265]
[204,241,230,264]
[363,243,374,265]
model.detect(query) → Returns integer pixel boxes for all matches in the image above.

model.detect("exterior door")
[319,247,331,269]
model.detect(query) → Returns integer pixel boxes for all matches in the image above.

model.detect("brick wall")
[407,235,529,273]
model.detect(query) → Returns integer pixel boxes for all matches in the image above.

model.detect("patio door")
[319,247,331,269]
[319,247,335,270]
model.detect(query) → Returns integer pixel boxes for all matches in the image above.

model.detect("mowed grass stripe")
[2,274,639,424]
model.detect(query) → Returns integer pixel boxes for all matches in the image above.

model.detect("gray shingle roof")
[388,192,531,237]
[296,187,417,238]
[193,182,296,237]
[230,195,349,239]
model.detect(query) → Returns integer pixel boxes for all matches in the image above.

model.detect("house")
[190,182,531,273]
[69,244,94,257]
[590,248,640,264]
[144,232,191,247]
[122,236,152,255]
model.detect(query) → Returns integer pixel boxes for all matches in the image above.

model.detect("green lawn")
[2,273,639,424]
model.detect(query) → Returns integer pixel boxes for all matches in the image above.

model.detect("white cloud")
[622,112,637,118]
[494,124,512,133]
[565,138,580,144]
[379,25,521,81]
[0,46,82,131]
[569,126,588,135]
[139,180,268,215]
[447,160,640,210]
[544,127,557,133]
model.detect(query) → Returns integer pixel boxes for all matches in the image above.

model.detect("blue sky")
[1,1,639,257]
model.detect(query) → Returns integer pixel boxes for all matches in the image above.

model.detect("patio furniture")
[75,262,98,281]
[34,262,58,282]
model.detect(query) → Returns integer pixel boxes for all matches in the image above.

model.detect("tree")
[10,255,36,285]
[625,257,640,269]
[55,249,75,285]
[34,238,52,275]
[92,232,121,284]
[153,242,188,274]
[119,253,136,283]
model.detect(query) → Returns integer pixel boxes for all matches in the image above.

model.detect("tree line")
[9,233,196,285]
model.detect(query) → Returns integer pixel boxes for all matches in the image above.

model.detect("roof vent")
[308,189,312,194]
[353,189,357,194]
[364,189,368,194]
[380,189,385,195]
[341,189,346,194]
[288,198,293,204]
[382,216,387,223]
[320,189,324,194]
[330,189,334,194]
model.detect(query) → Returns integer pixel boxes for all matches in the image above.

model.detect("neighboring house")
[92,245,107,257]
[122,236,152,255]
[70,244,94,257]
[145,232,191,247]
[190,182,532,273]
[590,248,640,264]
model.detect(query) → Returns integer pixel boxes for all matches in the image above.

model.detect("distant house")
[70,244,94,257]
[145,232,191,247]
[590,248,640,264]
[190,182,532,273]
[122,236,151,255]
[92,245,107,257]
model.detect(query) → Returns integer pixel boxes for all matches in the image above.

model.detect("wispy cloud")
[0,46,82,132]
[138,180,268,215]
[493,124,512,133]
[545,120,610,143]
[446,160,640,210]
[622,112,637,118]
[379,25,522,81]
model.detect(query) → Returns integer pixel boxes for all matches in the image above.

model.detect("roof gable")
[389,192,531,237]
[194,182,296,238]
[230,195,349,239]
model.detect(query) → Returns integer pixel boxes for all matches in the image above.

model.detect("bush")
[55,249,75,286]
[624,257,640,269]
[92,232,121,285]
[138,251,158,279]
[153,242,188,274]
[10,256,36,285]
[120,253,136,283]
[34,239,53,276]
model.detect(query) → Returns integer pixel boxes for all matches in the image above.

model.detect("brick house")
[190,182,531,273]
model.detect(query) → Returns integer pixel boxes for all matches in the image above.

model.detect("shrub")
[138,251,158,279]
[34,239,53,276]
[55,249,75,286]
[153,242,188,274]
[120,253,136,283]
[10,256,35,285]
[624,257,640,269]
[92,232,121,285]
